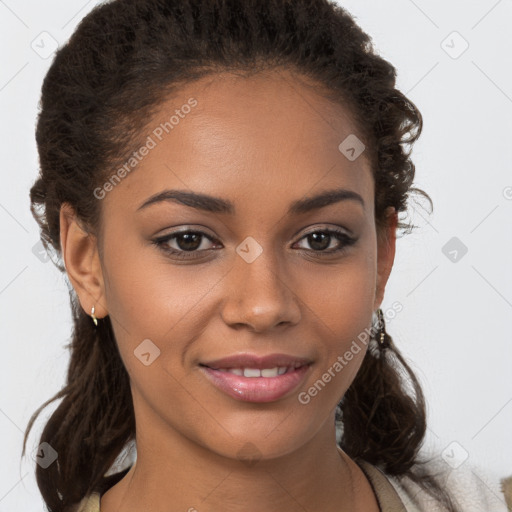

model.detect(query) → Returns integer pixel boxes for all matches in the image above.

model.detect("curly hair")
[23,0,457,510]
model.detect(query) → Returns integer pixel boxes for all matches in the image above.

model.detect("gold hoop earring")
[91,305,98,326]
[375,308,390,349]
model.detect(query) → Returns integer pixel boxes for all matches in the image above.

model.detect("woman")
[22,0,509,511]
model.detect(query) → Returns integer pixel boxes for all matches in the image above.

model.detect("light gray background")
[1,0,511,509]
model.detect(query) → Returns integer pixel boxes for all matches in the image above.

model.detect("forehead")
[101,69,374,217]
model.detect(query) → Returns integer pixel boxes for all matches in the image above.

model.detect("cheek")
[100,236,226,376]
[293,248,377,402]
[295,242,377,338]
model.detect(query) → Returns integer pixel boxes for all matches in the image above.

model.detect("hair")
[23,0,457,510]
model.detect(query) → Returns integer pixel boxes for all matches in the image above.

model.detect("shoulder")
[68,462,133,512]
[385,457,509,512]
[66,461,132,512]
[70,492,101,512]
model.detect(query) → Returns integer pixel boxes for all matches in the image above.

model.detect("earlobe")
[59,203,108,319]
[373,206,397,311]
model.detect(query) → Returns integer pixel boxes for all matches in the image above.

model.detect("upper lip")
[201,353,313,370]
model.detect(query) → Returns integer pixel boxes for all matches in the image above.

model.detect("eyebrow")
[137,188,365,215]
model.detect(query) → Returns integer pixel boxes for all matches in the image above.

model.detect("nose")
[220,246,301,333]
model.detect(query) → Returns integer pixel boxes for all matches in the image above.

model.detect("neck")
[100,407,378,512]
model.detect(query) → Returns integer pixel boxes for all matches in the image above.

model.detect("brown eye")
[305,232,331,251]
[173,232,204,251]
[294,229,357,255]
[152,230,219,260]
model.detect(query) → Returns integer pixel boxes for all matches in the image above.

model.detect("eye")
[152,227,357,261]
[152,230,220,260]
[293,228,357,255]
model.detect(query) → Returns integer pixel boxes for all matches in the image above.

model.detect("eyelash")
[152,227,357,261]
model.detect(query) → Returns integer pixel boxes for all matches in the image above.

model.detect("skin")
[60,69,397,512]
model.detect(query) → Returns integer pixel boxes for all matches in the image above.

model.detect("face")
[62,69,396,463]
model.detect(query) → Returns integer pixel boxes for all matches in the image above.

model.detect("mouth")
[207,365,300,377]
[199,353,313,403]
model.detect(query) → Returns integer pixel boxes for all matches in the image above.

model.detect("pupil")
[309,232,330,251]
[177,233,201,251]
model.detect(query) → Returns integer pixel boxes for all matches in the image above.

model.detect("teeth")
[261,367,279,377]
[217,367,292,377]
[244,368,262,377]
[214,366,299,377]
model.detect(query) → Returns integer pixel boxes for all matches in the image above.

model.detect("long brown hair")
[23,0,457,510]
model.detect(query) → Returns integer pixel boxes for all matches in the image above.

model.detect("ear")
[373,206,397,311]
[59,203,108,319]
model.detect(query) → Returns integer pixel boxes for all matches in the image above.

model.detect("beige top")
[73,454,407,512]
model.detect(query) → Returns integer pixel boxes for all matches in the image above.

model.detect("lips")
[199,353,312,403]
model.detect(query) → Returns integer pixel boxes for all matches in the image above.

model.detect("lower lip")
[200,365,311,403]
